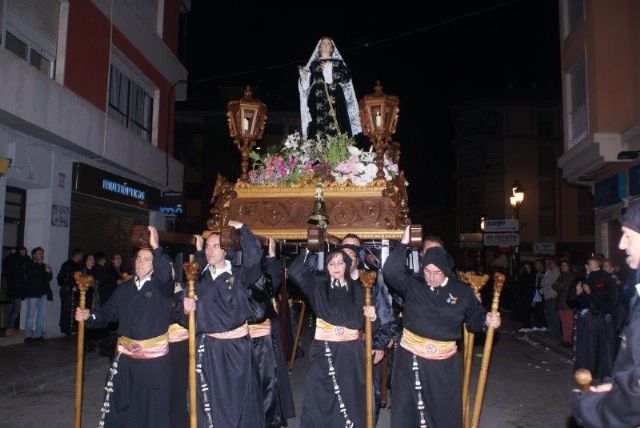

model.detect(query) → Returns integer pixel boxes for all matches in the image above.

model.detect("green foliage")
[323,134,352,165]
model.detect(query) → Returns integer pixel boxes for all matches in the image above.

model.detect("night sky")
[182,0,560,210]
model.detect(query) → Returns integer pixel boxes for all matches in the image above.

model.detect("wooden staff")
[574,369,592,392]
[458,271,489,428]
[74,271,93,428]
[183,259,199,428]
[288,299,306,370]
[470,272,504,428]
[462,325,473,428]
[360,269,377,428]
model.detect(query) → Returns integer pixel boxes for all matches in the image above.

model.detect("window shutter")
[5,0,60,59]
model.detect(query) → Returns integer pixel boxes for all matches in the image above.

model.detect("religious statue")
[298,37,362,140]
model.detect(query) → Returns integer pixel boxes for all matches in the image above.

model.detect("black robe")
[56,259,81,334]
[571,291,640,427]
[306,58,353,140]
[188,226,265,428]
[265,256,296,423]
[85,248,174,428]
[169,291,189,428]
[383,244,487,428]
[288,251,367,428]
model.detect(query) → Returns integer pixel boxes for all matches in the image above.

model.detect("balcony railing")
[568,103,587,150]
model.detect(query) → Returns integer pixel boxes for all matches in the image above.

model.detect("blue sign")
[629,164,640,196]
[594,173,625,207]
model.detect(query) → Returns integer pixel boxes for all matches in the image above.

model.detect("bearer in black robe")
[247,237,285,428]
[182,221,264,428]
[264,248,296,424]
[168,271,189,428]
[75,226,173,428]
[571,206,640,427]
[383,226,501,428]
[288,248,377,428]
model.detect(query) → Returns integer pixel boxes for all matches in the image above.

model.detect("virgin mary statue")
[298,37,362,140]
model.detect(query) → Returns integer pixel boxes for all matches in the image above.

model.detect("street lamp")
[359,81,400,181]
[509,180,525,219]
[227,85,268,182]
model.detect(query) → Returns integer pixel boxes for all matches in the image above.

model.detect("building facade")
[0,0,189,336]
[454,94,594,267]
[557,0,640,267]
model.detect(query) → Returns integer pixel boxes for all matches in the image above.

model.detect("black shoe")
[24,337,34,344]
[34,337,45,342]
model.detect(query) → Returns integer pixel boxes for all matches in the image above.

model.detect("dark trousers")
[532,301,546,328]
[544,299,562,340]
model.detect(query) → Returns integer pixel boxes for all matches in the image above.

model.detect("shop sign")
[594,173,625,207]
[629,164,640,196]
[483,219,519,232]
[72,163,160,210]
[484,232,519,246]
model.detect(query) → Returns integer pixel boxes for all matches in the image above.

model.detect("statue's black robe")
[383,244,487,428]
[288,251,368,428]
[306,58,353,140]
[86,248,174,428]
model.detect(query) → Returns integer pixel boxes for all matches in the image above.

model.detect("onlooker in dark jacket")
[515,262,536,332]
[3,246,28,333]
[552,259,576,346]
[24,247,52,342]
[57,248,83,335]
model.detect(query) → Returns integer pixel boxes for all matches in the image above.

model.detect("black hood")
[621,203,640,234]
[419,247,454,278]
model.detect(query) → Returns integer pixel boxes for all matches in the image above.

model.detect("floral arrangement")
[248,132,399,186]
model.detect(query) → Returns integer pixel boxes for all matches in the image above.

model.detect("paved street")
[0,321,578,428]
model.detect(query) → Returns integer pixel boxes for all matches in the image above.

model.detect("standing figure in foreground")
[383,226,501,428]
[75,226,174,427]
[298,37,362,140]
[571,203,640,427]
[182,221,265,428]
[288,247,377,428]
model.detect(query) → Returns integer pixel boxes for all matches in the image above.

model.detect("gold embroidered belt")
[206,322,249,340]
[400,328,457,360]
[117,332,169,359]
[168,323,189,343]
[314,318,359,342]
[248,319,271,338]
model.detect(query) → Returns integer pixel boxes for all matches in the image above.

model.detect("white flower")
[347,146,362,156]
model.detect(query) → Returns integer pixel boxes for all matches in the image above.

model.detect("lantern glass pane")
[371,105,382,128]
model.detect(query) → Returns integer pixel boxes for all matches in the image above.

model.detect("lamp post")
[509,180,525,278]
[359,81,400,181]
[509,180,525,220]
[226,85,268,182]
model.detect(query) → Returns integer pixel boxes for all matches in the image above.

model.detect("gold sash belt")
[206,322,249,340]
[248,319,272,338]
[314,318,359,342]
[400,328,457,360]
[168,323,189,343]
[117,332,169,359]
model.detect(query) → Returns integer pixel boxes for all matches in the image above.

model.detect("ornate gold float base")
[207,174,410,240]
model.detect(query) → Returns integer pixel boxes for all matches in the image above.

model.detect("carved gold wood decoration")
[207,175,410,240]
